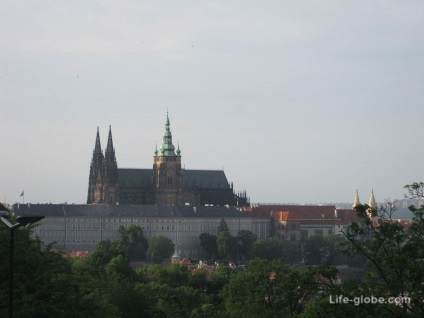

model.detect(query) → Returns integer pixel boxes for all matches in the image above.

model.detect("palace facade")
[13,203,270,255]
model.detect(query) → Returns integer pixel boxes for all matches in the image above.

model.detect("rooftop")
[12,203,248,218]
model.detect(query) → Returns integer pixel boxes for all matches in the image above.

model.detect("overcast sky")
[1,1,423,205]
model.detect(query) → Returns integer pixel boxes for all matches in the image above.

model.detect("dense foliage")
[2,182,424,316]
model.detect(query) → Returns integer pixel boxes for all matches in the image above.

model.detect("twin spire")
[352,189,377,210]
[91,125,116,166]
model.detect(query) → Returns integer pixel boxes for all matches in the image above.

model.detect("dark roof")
[336,209,363,223]
[182,170,230,189]
[117,168,230,189]
[12,203,248,218]
[246,205,337,219]
[118,168,152,188]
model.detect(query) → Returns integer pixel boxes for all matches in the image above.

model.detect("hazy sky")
[1,1,423,205]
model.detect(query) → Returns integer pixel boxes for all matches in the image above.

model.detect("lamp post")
[0,212,44,318]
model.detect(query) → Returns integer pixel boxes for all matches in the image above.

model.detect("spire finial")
[159,111,176,156]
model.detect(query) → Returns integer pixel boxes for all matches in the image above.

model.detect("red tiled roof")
[250,205,337,219]
[382,219,413,229]
[300,220,339,225]
[243,205,366,226]
[66,251,90,259]
[272,211,299,221]
[336,209,363,223]
[180,258,192,266]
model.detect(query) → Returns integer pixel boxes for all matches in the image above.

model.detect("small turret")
[176,142,181,156]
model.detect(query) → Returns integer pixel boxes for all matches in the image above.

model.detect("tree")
[105,254,136,280]
[217,230,238,260]
[0,216,108,317]
[117,224,148,261]
[85,239,123,277]
[334,182,424,317]
[135,282,200,318]
[222,258,337,317]
[251,237,285,260]
[236,230,257,259]
[217,219,230,233]
[303,235,328,265]
[148,235,175,264]
[199,233,218,259]
[138,263,191,288]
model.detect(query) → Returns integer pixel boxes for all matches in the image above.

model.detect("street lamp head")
[16,216,45,225]
[1,215,44,229]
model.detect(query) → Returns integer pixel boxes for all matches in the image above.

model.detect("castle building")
[243,204,363,241]
[13,203,270,255]
[87,113,249,207]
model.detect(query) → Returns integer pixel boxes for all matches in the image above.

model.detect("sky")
[1,0,424,205]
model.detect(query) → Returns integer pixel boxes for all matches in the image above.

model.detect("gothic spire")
[106,125,114,152]
[158,111,177,156]
[88,127,105,204]
[105,126,116,161]
[92,127,104,165]
[104,125,118,186]
[94,127,102,154]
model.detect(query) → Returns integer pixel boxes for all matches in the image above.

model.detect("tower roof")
[157,111,179,157]
[94,127,102,154]
[352,190,361,209]
[105,125,115,155]
[105,125,117,171]
[368,190,377,209]
[91,127,104,165]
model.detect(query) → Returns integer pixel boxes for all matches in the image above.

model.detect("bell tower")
[153,112,182,205]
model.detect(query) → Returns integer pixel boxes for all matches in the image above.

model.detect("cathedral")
[87,113,250,207]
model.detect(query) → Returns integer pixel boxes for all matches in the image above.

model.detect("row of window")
[49,217,262,224]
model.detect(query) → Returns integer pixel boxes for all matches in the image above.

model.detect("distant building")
[87,112,249,207]
[243,204,362,241]
[13,203,270,256]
